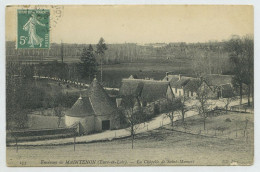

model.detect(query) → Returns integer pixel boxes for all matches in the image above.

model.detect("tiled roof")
[140,81,171,102]
[184,78,201,92]
[170,76,192,88]
[66,78,118,117]
[120,78,172,102]
[65,97,94,117]
[119,79,144,97]
[89,78,118,116]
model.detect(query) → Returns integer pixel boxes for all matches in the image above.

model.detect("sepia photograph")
[5,5,254,166]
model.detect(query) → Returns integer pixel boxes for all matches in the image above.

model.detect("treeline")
[225,35,254,106]
[7,39,232,68]
[6,35,253,82]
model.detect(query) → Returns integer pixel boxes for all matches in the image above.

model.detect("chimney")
[166,72,169,81]
[93,75,97,81]
[116,98,122,108]
[129,75,134,79]
[179,74,181,80]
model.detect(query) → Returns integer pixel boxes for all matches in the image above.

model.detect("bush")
[153,104,160,116]
[225,118,232,122]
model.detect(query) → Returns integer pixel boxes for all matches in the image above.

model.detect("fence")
[159,109,253,143]
[7,122,79,144]
[230,103,253,113]
[33,76,119,91]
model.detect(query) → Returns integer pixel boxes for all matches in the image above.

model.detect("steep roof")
[66,78,118,117]
[140,81,171,102]
[119,79,144,97]
[170,76,192,88]
[204,74,233,86]
[184,78,201,92]
[88,78,118,116]
[119,78,173,102]
[65,96,94,117]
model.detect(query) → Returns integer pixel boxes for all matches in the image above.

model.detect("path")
[8,97,250,146]
[33,76,119,91]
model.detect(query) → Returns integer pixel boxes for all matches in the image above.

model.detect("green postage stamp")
[17,9,50,49]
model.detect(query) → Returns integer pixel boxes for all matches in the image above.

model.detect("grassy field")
[95,61,193,88]
[6,112,253,166]
[165,112,254,140]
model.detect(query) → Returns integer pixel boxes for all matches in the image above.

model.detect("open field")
[7,112,253,166]
[165,111,254,140]
[96,61,192,88]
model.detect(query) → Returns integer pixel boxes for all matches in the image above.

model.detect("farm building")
[119,76,174,106]
[183,78,201,98]
[163,73,235,99]
[219,83,234,98]
[140,80,174,103]
[119,78,144,97]
[203,74,234,99]
[164,74,192,97]
[65,78,120,135]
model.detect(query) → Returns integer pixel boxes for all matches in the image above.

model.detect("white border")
[0,0,259,172]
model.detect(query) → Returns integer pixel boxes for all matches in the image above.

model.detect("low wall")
[7,124,79,143]
[27,114,66,129]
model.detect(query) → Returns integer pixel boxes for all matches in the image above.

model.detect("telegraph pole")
[61,40,64,63]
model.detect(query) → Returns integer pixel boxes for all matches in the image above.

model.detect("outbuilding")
[65,78,120,135]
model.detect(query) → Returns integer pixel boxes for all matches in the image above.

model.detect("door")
[102,120,110,130]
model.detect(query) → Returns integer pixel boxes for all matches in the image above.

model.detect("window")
[102,120,110,130]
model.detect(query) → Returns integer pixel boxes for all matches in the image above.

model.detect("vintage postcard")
[5,5,254,166]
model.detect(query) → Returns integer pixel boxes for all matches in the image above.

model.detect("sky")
[6,5,254,44]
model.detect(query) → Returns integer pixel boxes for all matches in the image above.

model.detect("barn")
[140,80,174,103]
[65,78,120,135]
[119,76,174,106]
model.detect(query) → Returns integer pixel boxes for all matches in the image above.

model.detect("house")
[65,78,119,135]
[164,74,192,97]
[119,76,174,106]
[203,74,234,99]
[183,78,201,98]
[119,78,144,97]
[163,73,234,99]
[140,80,174,104]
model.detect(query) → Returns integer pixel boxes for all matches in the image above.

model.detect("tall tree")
[53,104,64,128]
[225,35,253,105]
[79,44,98,82]
[243,36,254,106]
[120,95,143,149]
[61,41,64,63]
[165,98,182,126]
[96,37,107,84]
[179,95,192,123]
[195,79,212,130]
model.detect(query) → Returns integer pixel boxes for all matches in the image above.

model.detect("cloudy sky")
[6,5,253,44]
